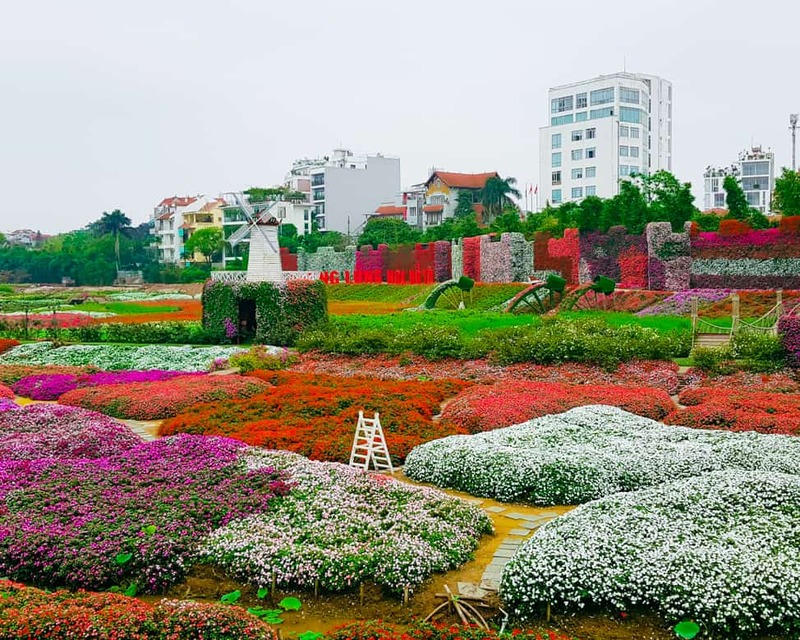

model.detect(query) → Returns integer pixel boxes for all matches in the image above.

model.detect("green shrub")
[393,326,467,360]
[229,346,298,373]
[731,331,786,372]
[691,345,738,375]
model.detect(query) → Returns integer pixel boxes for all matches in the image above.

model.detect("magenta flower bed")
[0,435,291,592]
[12,370,204,401]
[0,404,141,460]
[637,289,732,316]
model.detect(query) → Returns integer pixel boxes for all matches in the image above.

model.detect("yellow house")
[180,198,225,263]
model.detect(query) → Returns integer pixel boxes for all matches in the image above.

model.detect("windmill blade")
[227,223,251,248]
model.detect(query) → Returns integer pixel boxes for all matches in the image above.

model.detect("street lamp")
[791,113,798,171]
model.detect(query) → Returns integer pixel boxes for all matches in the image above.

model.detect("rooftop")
[425,171,499,190]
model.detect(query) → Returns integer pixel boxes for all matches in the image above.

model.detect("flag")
[528,184,533,195]
[534,185,538,195]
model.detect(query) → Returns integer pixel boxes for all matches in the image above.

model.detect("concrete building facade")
[539,72,673,206]
[703,146,775,215]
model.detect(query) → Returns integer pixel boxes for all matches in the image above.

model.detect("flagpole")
[525,183,529,213]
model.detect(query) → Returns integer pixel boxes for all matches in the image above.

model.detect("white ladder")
[348,411,394,473]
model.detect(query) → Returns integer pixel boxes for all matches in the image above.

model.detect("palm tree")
[480,176,522,222]
[93,210,131,271]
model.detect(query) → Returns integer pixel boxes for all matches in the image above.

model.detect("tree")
[184,227,223,264]
[245,186,306,203]
[357,218,421,248]
[639,171,698,231]
[91,209,131,271]
[773,168,800,217]
[480,176,521,222]
[723,175,751,221]
[601,181,648,233]
[490,210,523,234]
[454,190,476,219]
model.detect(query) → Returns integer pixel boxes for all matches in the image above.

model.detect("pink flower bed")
[0,404,142,459]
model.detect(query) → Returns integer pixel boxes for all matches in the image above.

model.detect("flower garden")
[1,277,800,640]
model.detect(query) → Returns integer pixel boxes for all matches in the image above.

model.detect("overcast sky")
[1,0,798,233]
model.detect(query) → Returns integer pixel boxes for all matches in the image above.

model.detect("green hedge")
[0,321,214,345]
[202,279,327,346]
[297,316,690,368]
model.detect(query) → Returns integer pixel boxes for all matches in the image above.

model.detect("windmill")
[224,192,285,283]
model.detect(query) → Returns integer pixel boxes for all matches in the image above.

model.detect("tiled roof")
[374,205,406,216]
[199,201,222,213]
[703,208,729,216]
[426,171,499,190]
[423,205,444,213]
[157,212,174,221]
[158,196,198,208]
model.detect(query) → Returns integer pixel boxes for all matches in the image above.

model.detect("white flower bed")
[107,292,198,301]
[0,342,247,371]
[200,449,493,593]
[501,470,800,638]
[403,405,800,505]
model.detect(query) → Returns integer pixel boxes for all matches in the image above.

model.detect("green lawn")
[324,283,529,311]
[560,311,691,333]
[328,310,537,337]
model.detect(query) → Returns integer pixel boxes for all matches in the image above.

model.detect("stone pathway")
[120,419,161,441]
[476,505,560,591]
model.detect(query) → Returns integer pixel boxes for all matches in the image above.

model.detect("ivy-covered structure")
[202,280,327,346]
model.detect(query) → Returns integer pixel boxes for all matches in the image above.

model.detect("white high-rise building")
[703,146,775,215]
[539,72,673,207]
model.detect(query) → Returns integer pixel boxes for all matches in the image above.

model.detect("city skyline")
[1,0,797,232]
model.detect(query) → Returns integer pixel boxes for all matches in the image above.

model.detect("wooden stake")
[546,602,551,622]
[314,578,319,600]
[359,583,364,607]
[403,586,409,607]
[271,573,276,595]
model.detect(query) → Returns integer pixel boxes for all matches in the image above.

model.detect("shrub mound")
[0,435,291,592]
[11,370,205,401]
[59,375,269,419]
[667,388,800,435]
[201,449,492,593]
[0,404,142,459]
[404,405,800,505]
[501,471,800,639]
[0,364,96,385]
[160,371,470,462]
[0,579,276,639]
[442,381,673,432]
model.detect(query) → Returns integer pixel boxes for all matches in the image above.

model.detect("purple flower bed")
[0,435,291,593]
[637,289,732,316]
[0,404,142,460]
[779,315,800,368]
[12,370,204,401]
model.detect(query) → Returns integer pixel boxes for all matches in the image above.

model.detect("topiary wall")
[202,279,327,346]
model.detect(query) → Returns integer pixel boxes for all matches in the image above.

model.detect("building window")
[571,130,583,142]
[571,187,583,199]
[572,168,583,180]
[311,174,324,186]
[552,171,562,185]
[586,166,597,178]
[743,177,768,191]
[746,192,762,206]
[586,127,596,139]
[630,127,640,139]
[620,107,643,123]
[551,114,574,126]
[312,188,325,200]
[552,152,562,167]
[586,147,596,159]
[552,189,562,204]
[431,194,445,205]
[619,125,630,137]
[629,165,639,175]
[576,92,588,109]
[586,185,597,196]
[590,87,614,105]
[277,206,287,219]
[571,149,583,161]
[620,165,630,176]
[742,161,771,176]
[551,96,574,113]
[551,133,562,149]
[714,193,725,207]
[575,112,588,122]
[630,146,640,158]
[620,87,640,104]
[620,146,629,157]
[590,107,614,119]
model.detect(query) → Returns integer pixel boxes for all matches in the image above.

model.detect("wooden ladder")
[349,411,394,473]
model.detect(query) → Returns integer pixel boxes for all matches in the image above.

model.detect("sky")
[1,0,798,233]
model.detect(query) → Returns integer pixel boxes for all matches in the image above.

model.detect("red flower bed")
[160,371,470,462]
[0,383,13,399]
[59,375,270,420]
[325,620,571,640]
[703,290,800,318]
[667,388,800,435]
[442,381,674,433]
[290,354,681,393]
[0,579,275,639]
[682,370,800,394]
[0,339,19,355]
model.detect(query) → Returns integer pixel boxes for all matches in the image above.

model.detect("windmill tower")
[224,193,285,283]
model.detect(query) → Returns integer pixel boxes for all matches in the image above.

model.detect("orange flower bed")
[94,300,203,324]
[0,339,19,355]
[328,300,409,315]
[159,371,471,462]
